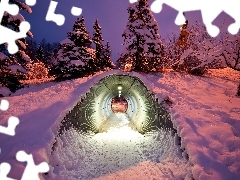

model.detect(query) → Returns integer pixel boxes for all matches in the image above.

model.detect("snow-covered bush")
[170,23,223,75]
[26,61,49,80]
[92,20,115,70]
[173,55,207,76]
[118,0,165,72]
[221,34,240,70]
[162,34,184,69]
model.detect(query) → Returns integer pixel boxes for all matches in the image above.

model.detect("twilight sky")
[22,0,235,62]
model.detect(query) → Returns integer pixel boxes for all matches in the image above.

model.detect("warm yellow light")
[118,86,122,91]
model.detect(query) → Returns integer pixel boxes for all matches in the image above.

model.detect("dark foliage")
[237,83,240,97]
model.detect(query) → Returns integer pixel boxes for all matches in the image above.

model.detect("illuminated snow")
[50,120,191,180]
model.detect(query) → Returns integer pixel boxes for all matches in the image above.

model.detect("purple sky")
[22,0,235,62]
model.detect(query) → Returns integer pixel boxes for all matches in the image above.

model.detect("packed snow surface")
[0,68,240,180]
[50,117,190,180]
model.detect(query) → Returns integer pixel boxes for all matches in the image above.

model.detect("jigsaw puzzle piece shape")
[199,0,225,37]
[46,0,65,26]
[151,0,201,25]
[25,0,37,6]
[71,6,82,17]
[151,0,164,13]
[0,21,30,54]
[129,0,138,3]
[0,116,19,136]
[16,151,49,180]
[0,0,19,22]
[224,1,240,35]
[0,163,16,180]
[0,99,9,111]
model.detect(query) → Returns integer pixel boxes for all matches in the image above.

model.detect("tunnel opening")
[57,74,177,135]
[111,95,128,113]
[49,73,189,179]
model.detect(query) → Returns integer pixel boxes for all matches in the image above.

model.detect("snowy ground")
[0,68,240,179]
[50,116,190,180]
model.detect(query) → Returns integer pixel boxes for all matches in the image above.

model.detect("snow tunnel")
[58,74,175,134]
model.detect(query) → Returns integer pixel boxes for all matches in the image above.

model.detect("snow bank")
[0,68,239,179]
[49,126,191,180]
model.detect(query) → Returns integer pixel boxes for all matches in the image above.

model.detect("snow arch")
[59,71,174,134]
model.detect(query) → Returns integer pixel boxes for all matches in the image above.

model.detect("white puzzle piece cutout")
[0,0,31,54]
[0,163,16,180]
[0,116,19,136]
[46,0,65,26]
[0,100,9,111]
[25,0,36,6]
[16,151,49,180]
[71,6,82,17]
[130,0,240,37]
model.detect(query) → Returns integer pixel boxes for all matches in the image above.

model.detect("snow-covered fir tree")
[102,41,115,69]
[0,52,25,96]
[92,20,114,70]
[0,0,33,95]
[118,0,164,72]
[44,42,60,66]
[93,19,104,68]
[25,38,38,60]
[67,17,92,47]
[50,17,96,80]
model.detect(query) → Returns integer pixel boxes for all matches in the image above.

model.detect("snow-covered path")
[49,120,191,180]
[0,69,239,179]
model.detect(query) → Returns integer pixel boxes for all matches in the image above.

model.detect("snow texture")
[0,99,49,179]
[0,69,239,179]
[50,125,191,180]
[7,65,26,73]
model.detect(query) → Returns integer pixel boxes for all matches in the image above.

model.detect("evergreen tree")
[102,41,115,69]
[36,43,44,61]
[25,38,38,61]
[0,53,24,94]
[50,17,96,80]
[93,19,104,69]
[67,17,92,47]
[0,0,33,94]
[118,0,164,72]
